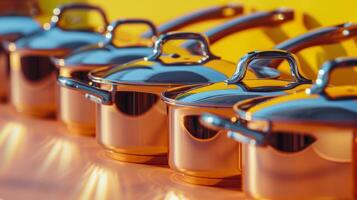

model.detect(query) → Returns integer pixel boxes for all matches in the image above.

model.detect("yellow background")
[38,0,357,85]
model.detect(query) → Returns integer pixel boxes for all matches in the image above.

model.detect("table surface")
[0,104,246,200]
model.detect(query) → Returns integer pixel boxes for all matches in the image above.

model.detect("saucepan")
[1,3,243,104]
[160,23,357,186]
[200,57,357,199]
[7,3,110,117]
[55,8,294,135]
[0,0,41,101]
[53,3,247,135]
[57,30,284,164]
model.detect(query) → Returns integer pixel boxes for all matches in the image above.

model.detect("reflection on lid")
[15,27,104,50]
[64,45,153,66]
[245,87,357,124]
[90,58,235,85]
[0,16,39,36]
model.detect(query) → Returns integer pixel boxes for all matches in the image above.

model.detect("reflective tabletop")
[0,105,245,200]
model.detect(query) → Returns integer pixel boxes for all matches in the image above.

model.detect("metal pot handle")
[277,22,357,54]
[104,19,159,46]
[141,3,244,37]
[57,76,112,105]
[203,8,294,45]
[148,32,218,63]
[182,8,294,54]
[50,3,109,33]
[250,23,357,70]
[307,57,357,94]
[227,50,311,84]
[200,113,267,146]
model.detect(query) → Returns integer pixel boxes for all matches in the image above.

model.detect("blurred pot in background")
[0,0,41,101]
[7,3,109,117]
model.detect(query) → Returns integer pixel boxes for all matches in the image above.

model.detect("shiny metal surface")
[235,58,357,126]
[162,50,311,108]
[201,110,356,199]
[8,3,109,117]
[308,57,357,94]
[249,22,357,72]
[55,8,294,136]
[10,51,61,117]
[168,105,241,186]
[200,57,357,199]
[0,16,40,37]
[0,15,40,100]
[89,32,255,86]
[227,50,309,84]
[162,50,311,185]
[96,88,168,164]
[0,105,246,200]
[143,3,244,36]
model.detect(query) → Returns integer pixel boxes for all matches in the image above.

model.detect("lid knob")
[49,3,109,33]
[307,57,357,94]
[104,19,158,46]
[226,50,311,84]
[148,32,218,64]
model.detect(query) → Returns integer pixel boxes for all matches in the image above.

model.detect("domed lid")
[234,57,357,127]
[13,3,109,51]
[89,32,263,86]
[162,50,311,107]
[58,19,158,67]
[0,16,40,37]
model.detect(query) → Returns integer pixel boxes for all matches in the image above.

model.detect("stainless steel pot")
[7,3,109,117]
[201,57,357,199]
[162,50,311,186]
[55,8,294,136]
[0,10,41,101]
[57,31,281,164]
[160,23,357,186]
[1,3,243,105]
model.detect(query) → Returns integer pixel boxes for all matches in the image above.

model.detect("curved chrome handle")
[227,50,310,84]
[148,32,218,62]
[307,57,357,94]
[50,3,109,33]
[57,76,112,105]
[200,113,267,146]
[104,19,158,46]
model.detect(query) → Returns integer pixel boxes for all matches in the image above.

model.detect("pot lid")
[89,32,276,86]
[162,50,311,107]
[59,19,158,67]
[13,3,109,51]
[234,57,357,126]
[0,16,40,37]
[14,27,104,51]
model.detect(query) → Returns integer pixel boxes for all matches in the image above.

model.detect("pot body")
[10,50,65,117]
[168,105,241,186]
[96,84,168,164]
[58,67,100,135]
[0,47,9,101]
[242,125,355,200]
[59,87,96,135]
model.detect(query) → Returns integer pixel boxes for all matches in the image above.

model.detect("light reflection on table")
[0,105,245,200]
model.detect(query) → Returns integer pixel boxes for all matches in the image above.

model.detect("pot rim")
[233,95,357,129]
